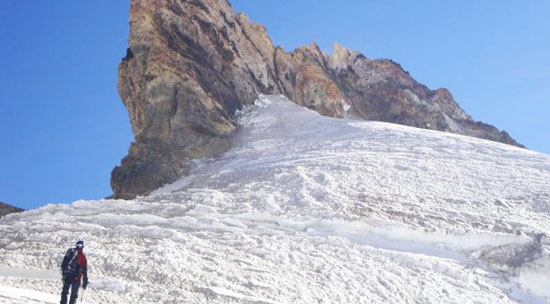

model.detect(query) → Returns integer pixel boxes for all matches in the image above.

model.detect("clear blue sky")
[1,1,548,210]
[0,1,132,209]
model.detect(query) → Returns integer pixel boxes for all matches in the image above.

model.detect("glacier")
[1,95,549,303]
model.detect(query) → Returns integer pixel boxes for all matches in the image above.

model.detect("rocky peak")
[111,0,523,199]
[328,42,360,71]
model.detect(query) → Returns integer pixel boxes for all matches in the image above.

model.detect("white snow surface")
[1,95,550,303]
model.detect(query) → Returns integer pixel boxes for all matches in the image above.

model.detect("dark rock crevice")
[233,16,280,94]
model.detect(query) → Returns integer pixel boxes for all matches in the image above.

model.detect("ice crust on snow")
[1,95,550,303]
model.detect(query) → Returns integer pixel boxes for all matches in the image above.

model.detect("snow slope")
[1,95,549,303]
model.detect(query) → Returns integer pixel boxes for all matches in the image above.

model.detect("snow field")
[1,95,549,303]
[0,199,524,303]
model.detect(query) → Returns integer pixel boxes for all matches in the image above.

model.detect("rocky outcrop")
[0,202,23,217]
[112,0,522,199]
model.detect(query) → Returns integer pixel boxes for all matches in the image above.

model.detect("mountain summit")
[112,0,522,199]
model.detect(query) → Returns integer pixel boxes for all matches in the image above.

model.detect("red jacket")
[75,249,88,284]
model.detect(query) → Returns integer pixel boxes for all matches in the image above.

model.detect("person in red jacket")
[60,240,88,304]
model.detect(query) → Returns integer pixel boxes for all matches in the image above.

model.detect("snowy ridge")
[1,95,549,303]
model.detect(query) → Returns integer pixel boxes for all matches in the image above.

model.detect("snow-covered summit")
[1,95,549,303]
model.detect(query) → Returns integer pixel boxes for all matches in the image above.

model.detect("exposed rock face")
[112,0,523,199]
[0,202,23,217]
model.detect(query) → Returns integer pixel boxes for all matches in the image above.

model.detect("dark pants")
[60,275,80,304]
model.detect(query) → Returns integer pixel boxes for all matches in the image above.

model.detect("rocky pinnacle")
[111,0,522,199]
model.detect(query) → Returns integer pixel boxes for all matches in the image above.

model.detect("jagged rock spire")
[112,0,522,199]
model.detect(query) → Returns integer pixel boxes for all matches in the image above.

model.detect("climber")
[59,240,88,304]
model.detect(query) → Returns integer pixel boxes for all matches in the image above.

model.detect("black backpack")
[61,248,79,275]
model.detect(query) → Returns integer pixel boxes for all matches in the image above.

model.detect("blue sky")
[0,1,132,209]
[1,1,548,209]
